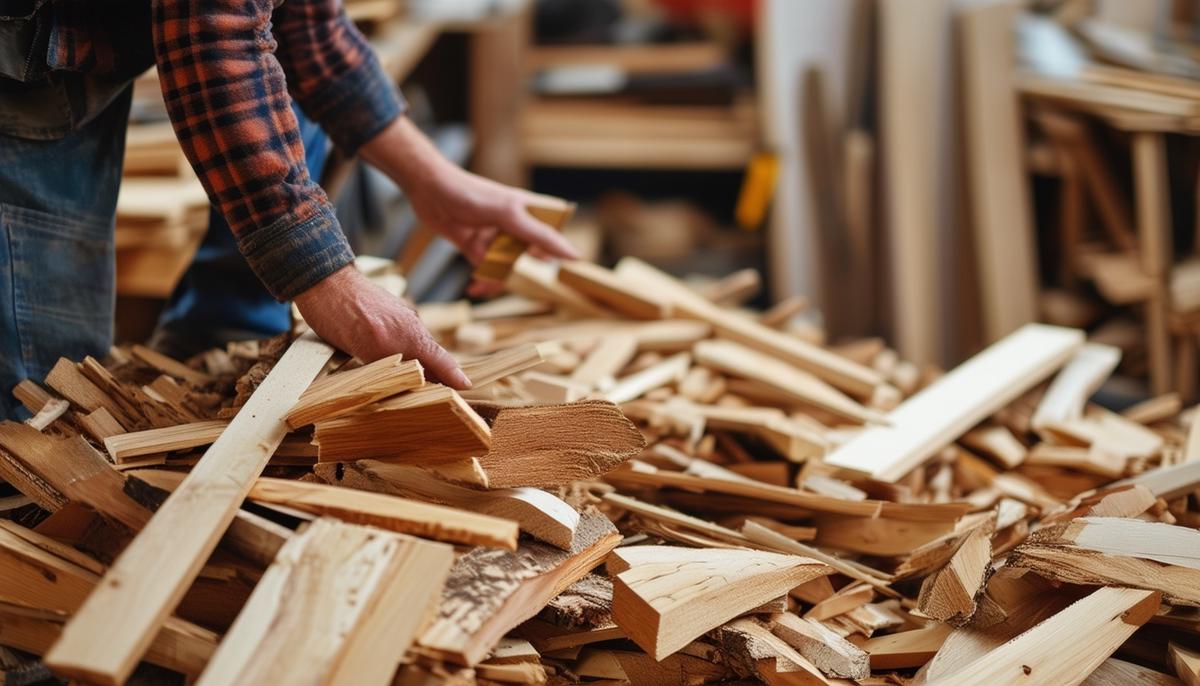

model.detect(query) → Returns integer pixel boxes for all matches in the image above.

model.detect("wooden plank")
[863,624,953,670]
[923,587,1159,686]
[1169,642,1200,686]
[103,419,229,463]
[614,257,885,399]
[557,261,671,320]
[1031,343,1121,429]
[130,344,212,385]
[961,0,1038,343]
[477,400,645,489]
[313,385,492,463]
[604,352,691,404]
[316,460,579,550]
[1114,460,1200,500]
[461,342,549,388]
[196,519,453,686]
[695,339,882,424]
[44,333,334,686]
[285,354,424,428]
[609,545,831,660]
[824,324,1084,481]
[418,510,621,666]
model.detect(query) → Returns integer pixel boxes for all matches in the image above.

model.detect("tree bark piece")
[418,510,620,666]
[196,518,454,686]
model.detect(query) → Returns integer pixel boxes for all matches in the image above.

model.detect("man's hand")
[360,118,580,294]
[293,265,471,389]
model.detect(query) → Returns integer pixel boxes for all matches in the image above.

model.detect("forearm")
[358,116,451,194]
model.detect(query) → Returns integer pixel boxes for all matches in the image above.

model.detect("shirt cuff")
[305,58,406,153]
[236,204,355,301]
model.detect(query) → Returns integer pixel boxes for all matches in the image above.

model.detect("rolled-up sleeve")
[151,0,355,301]
[272,0,406,153]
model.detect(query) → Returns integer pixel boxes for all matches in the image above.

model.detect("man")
[0,0,578,419]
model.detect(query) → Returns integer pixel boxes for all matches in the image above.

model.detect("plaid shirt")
[48,0,404,300]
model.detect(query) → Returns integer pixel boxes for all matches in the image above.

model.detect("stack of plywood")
[2,256,1200,685]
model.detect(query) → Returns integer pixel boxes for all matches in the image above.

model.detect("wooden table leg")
[1132,132,1174,395]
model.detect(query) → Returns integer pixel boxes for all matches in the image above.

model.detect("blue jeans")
[0,90,329,419]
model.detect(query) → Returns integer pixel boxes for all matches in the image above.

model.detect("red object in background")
[651,0,757,29]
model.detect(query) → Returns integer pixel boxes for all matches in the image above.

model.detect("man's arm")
[150,0,469,387]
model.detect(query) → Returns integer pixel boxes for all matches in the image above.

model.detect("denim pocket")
[2,203,113,378]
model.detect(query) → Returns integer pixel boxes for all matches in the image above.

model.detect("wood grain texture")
[285,354,424,428]
[44,333,334,686]
[196,519,453,686]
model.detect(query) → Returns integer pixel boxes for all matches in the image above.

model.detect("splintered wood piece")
[0,523,216,678]
[505,255,614,320]
[418,510,620,666]
[130,344,213,385]
[825,324,1084,481]
[44,333,334,686]
[1083,658,1184,685]
[77,408,125,443]
[196,519,454,686]
[863,624,953,670]
[917,526,992,624]
[522,371,589,403]
[924,587,1159,686]
[694,339,883,424]
[558,261,672,320]
[1031,343,1121,429]
[712,618,831,684]
[1121,393,1181,425]
[25,398,68,432]
[1169,642,1200,686]
[960,426,1026,469]
[477,400,644,488]
[615,257,884,399]
[475,199,575,283]
[0,422,149,530]
[1054,516,1200,570]
[769,613,869,680]
[571,334,639,389]
[103,420,229,463]
[461,343,550,388]
[246,476,518,549]
[313,385,492,464]
[44,358,130,430]
[1042,407,1163,461]
[1114,460,1200,500]
[78,356,178,429]
[666,400,826,461]
[604,352,691,404]
[317,460,579,550]
[285,354,424,428]
[1024,444,1126,479]
[12,379,54,414]
[610,545,832,660]
[602,492,751,549]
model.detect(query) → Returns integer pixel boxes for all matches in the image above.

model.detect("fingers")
[412,332,472,390]
[502,205,581,261]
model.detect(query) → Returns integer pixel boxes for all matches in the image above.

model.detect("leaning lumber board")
[768,613,869,680]
[44,332,334,686]
[960,0,1038,344]
[923,587,1159,686]
[103,419,229,462]
[609,545,832,660]
[313,385,492,463]
[196,519,453,686]
[316,460,579,550]
[477,400,644,488]
[1030,343,1121,430]
[694,339,882,424]
[824,324,1084,481]
[916,526,991,624]
[418,510,620,666]
[285,354,424,428]
[558,261,672,320]
[615,257,885,399]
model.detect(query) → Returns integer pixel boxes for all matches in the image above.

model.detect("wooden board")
[923,587,1159,686]
[103,419,229,462]
[44,333,334,686]
[824,324,1084,481]
[960,1,1038,343]
[557,261,672,320]
[196,519,453,686]
[609,545,832,660]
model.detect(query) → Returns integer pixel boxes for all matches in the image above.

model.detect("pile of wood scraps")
[3,256,1200,684]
